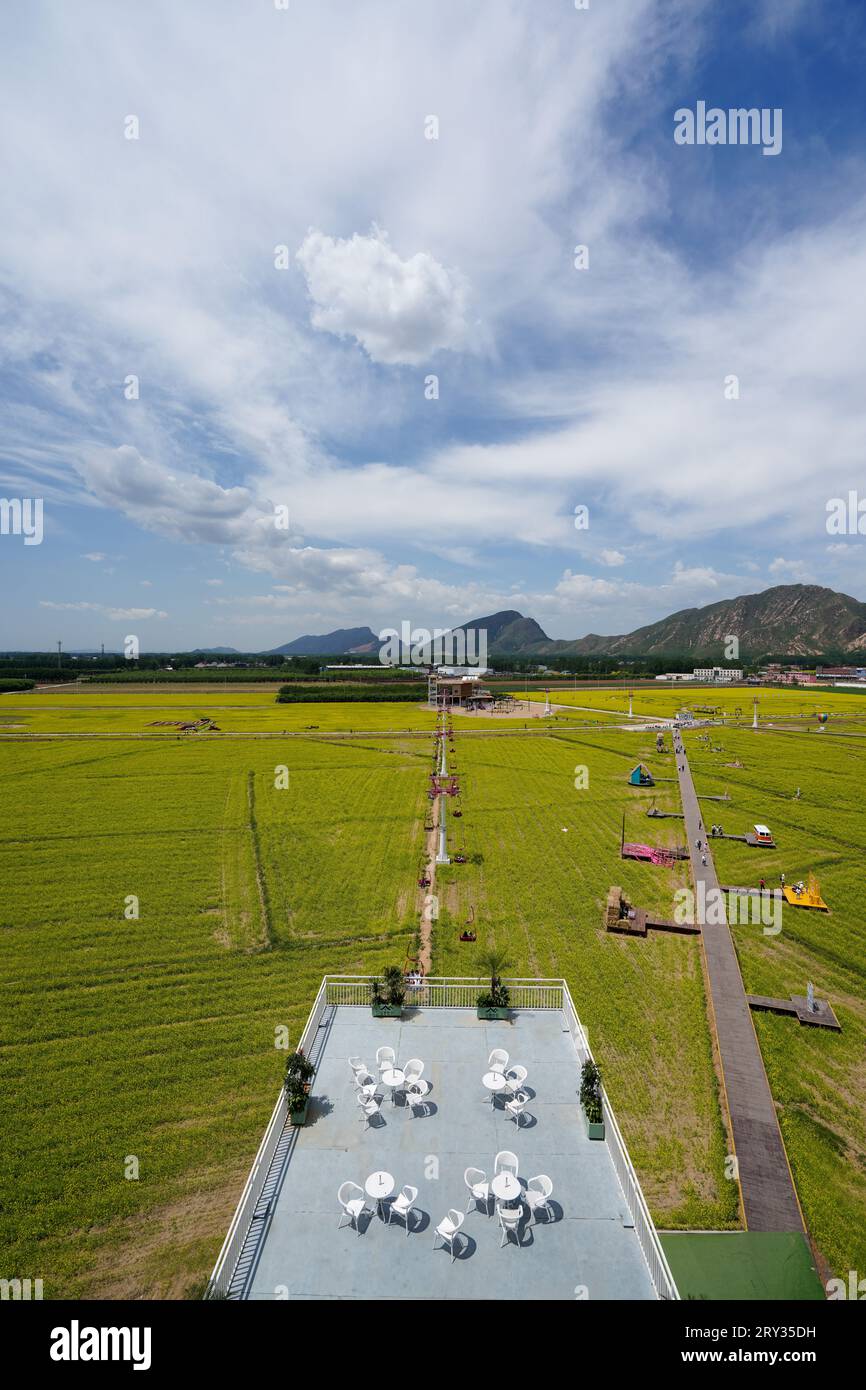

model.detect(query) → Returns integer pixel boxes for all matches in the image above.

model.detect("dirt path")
[417,718,447,974]
[418,809,439,975]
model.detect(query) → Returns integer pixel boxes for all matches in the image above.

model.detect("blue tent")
[629,764,654,786]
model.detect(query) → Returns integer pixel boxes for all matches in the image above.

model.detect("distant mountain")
[256,585,866,662]
[559,585,866,658]
[190,647,241,656]
[418,586,866,659]
[264,626,379,656]
[417,610,550,661]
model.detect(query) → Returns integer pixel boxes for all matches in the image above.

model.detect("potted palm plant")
[476,948,512,1020]
[283,1049,315,1125]
[580,1058,605,1139]
[371,965,405,1018]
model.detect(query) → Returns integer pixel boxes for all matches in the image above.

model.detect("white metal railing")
[325,974,565,1010]
[208,974,678,1301]
[206,977,329,1298]
[561,980,679,1301]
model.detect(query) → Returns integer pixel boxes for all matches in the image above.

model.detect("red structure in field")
[430,773,460,797]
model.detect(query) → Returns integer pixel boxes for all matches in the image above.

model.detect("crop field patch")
[2,700,865,1295]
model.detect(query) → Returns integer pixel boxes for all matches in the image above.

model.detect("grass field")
[0,735,428,1297]
[2,689,864,1296]
[684,722,866,1280]
[521,684,866,722]
[433,727,737,1231]
[0,689,623,735]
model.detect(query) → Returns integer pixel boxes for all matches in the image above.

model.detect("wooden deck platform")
[604,888,700,938]
[748,995,841,1030]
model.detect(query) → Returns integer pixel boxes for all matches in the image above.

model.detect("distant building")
[430,675,493,709]
[655,673,695,682]
[758,666,816,685]
[693,667,743,682]
[436,665,493,677]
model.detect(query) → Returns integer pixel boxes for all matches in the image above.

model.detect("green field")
[433,728,737,1230]
[0,688,622,735]
[2,690,864,1297]
[0,735,428,1297]
[684,722,866,1280]
[521,684,866,723]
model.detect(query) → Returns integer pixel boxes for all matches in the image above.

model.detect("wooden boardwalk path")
[674,739,805,1234]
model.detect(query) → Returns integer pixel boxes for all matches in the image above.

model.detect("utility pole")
[57,640,62,671]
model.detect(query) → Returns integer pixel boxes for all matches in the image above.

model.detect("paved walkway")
[674,735,805,1234]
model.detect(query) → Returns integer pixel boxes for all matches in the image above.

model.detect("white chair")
[524,1174,554,1223]
[376,1046,396,1072]
[354,1069,379,1098]
[403,1058,424,1086]
[388,1184,419,1235]
[404,1079,431,1117]
[464,1166,492,1216]
[504,1091,529,1129]
[348,1056,367,1080]
[503,1064,528,1096]
[432,1208,465,1263]
[497,1201,523,1249]
[356,1091,382,1130]
[337,1181,370,1236]
[488,1048,509,1076]
[494,1150,519,1178]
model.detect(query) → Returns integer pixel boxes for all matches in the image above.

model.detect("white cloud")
[39,601,168,621]
[296,227,471,365]
[81,551,107,563]
[3,0,864,646]
[768,556,814,581]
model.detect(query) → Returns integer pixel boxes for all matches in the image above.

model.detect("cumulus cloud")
[599,549,626,567]
[296,227,471,364]
[79,447,266,546]
[768,556,814,582]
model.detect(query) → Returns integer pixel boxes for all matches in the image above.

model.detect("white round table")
[365,1169,395,1219]
[491,1171,522,1204]
[380,1067,405,1103]
[482,1070,506,1104]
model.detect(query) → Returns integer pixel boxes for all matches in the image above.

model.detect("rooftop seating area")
[211,981,677,1301]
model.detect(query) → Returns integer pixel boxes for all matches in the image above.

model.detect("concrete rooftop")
[242,1007,658,1300]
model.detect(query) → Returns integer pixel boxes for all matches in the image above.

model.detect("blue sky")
[1,0,865,651]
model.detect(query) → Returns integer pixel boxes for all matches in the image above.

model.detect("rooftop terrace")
[211,979,678,1301]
